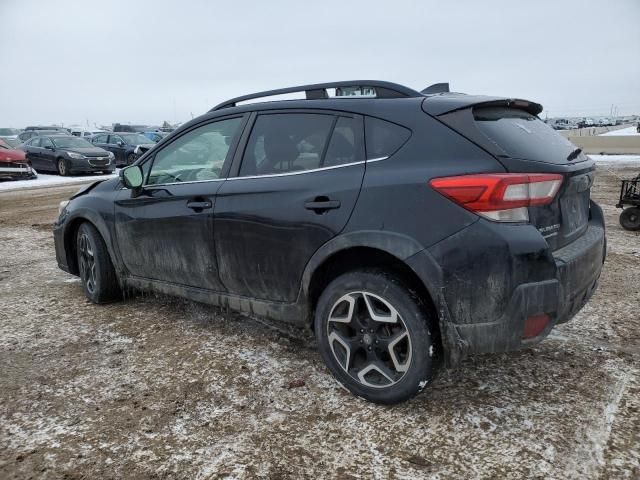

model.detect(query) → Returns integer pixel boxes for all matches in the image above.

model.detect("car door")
[23,138,41,169]
[107,134,126,165]
[214,111,365,302]
[114,115,247,290]
[92,133,109,149]
[38,136,57,171]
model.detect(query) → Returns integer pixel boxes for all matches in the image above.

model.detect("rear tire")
[620,207,640,231]
[57,158,68,176]
[314,270,438,404]
[127,153,137,165]
[76,223,121,303]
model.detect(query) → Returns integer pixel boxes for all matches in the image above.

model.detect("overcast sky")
[1,0,639,127]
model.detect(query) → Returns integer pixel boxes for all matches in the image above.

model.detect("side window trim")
[318,116,339,168]
[141,113,249,187]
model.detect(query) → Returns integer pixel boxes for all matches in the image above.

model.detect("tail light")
[429,173,563,222]
[522,314,550,339]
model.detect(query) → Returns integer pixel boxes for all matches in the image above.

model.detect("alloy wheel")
[58,159,66,176]
[78,233,97,294]
[326,291,412,388]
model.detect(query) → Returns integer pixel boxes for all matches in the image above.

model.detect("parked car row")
[546,116,634,130]
[20,135,116,176]
[0,123,175,179]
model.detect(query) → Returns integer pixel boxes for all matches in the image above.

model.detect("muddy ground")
[1,164,639,479]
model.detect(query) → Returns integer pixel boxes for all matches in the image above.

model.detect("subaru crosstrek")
[53,81,606,404]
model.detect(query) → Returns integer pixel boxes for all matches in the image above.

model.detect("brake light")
[430,173,563,222]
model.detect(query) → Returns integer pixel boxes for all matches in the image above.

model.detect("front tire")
[314,270,438,404]
[57,158,68,176]
[127,153,137,165]
[620,207,640,231]
[76,223,121,303]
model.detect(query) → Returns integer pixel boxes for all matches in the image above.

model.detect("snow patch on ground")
[589,154,640,164]
[600,127,640,136]
[0,170,117,192]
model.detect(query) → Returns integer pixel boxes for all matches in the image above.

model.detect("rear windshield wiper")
[567,148,582,162]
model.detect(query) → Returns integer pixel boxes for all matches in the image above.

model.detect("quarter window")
[365,117,411,159]
[240,113,359,176]
[146,117,242,186]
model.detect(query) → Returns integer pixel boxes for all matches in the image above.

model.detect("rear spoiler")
[422,94,543,116]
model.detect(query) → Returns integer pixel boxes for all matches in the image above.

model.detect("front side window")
[93,134,107,144]
[40,137,54,149]
[146,117,242,186]
[121,133,151,145]
[239,113,344,177]
[108,135,123,145]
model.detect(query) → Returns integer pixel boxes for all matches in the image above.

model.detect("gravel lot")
[1,164,639,479]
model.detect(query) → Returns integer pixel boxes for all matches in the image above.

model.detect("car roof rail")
[210,80,424,111]
[421,82,450,94]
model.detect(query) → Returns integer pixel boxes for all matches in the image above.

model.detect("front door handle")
[187,199,213,211]
[305,197,341,213]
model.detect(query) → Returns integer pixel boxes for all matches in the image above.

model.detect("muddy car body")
[53,81,606,404]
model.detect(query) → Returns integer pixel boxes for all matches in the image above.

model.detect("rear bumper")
[407,201,605,362]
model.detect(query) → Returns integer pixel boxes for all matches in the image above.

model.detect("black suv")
[53,81,605,404]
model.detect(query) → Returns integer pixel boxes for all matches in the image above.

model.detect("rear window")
[365,117,410,159]
[474,107,578,163]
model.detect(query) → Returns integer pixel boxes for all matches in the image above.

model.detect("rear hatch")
[428,100,594,250]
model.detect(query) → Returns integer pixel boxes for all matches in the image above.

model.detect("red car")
[0,138,37,180]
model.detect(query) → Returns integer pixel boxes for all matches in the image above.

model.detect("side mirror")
[120,165,143,189]
[45,145,55,151]
[117,141,124,147]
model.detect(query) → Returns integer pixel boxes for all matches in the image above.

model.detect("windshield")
[0,137,20,148]
[0,128,20,136]
[52,136,94,149]
[121,133,152,145]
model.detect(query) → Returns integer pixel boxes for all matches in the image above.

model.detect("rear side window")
[365,117,411,159]
[473,107,577,163]
[324,117,359,166]
[240,113,335,176]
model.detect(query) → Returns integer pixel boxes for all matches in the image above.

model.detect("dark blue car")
[91,133,155,167]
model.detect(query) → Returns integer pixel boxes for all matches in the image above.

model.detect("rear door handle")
[187,199,213,211]
[305,198,341,213]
